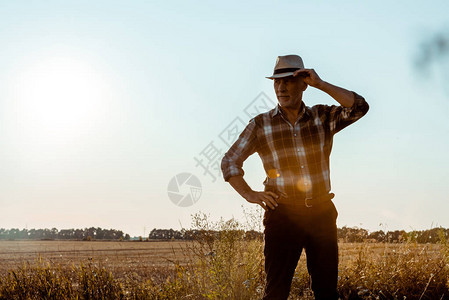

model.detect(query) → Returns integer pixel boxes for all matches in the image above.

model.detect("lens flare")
[267,168,280,179]
[296,177,312,193]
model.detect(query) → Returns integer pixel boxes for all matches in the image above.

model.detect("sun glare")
[13,56,111,142]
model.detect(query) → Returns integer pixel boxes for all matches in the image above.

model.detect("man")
[221,55,369,299]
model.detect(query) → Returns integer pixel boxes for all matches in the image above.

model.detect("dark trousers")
[262,200,339,300]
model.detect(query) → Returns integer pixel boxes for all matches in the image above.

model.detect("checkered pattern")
[221,92,369,199]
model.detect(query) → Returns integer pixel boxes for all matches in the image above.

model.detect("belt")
[276,192,335,208]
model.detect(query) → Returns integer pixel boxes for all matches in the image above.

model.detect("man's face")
[273,76,307,109]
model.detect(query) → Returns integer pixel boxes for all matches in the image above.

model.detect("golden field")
[1,211,448,299]
[0,240,190,276]
[0,239,448,299]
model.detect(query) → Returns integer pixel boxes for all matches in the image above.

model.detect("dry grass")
[0,214,448,299]
[0,240,190,278]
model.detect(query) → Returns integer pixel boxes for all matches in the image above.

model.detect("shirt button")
[294,134,297,137]
[301,165,304,168]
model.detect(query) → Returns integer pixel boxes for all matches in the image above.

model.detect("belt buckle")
[305,197,312,208]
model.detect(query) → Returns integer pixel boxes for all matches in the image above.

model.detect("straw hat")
[266,54,304,79]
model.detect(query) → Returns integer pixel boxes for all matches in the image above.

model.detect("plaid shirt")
[221,92,369,199]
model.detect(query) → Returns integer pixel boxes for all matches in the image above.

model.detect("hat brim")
[265,72,295,79]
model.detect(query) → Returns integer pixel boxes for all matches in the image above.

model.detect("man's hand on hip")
[243,191,279,211]
[227,175,279,211]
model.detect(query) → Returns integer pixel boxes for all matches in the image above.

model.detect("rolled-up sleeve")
[221,118,259,182]
[328,92,369,135]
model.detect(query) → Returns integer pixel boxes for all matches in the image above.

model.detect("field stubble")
[0,240,189,277]
[0,212,448,299]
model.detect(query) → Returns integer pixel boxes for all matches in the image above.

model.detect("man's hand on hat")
[243,190,279,211]
[293,68,324,88]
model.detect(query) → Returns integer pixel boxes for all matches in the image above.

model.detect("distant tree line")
[0,227,130,241]
[2,226,448,243]
[148,227,449,244]
[337,226,449,243]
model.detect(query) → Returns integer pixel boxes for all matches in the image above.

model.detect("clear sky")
[1,1,448,237]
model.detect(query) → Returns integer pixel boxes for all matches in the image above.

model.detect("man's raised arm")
[294,68,369,134]
[294,68,357,107]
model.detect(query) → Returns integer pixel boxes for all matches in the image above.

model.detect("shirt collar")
[271,101,307,121]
